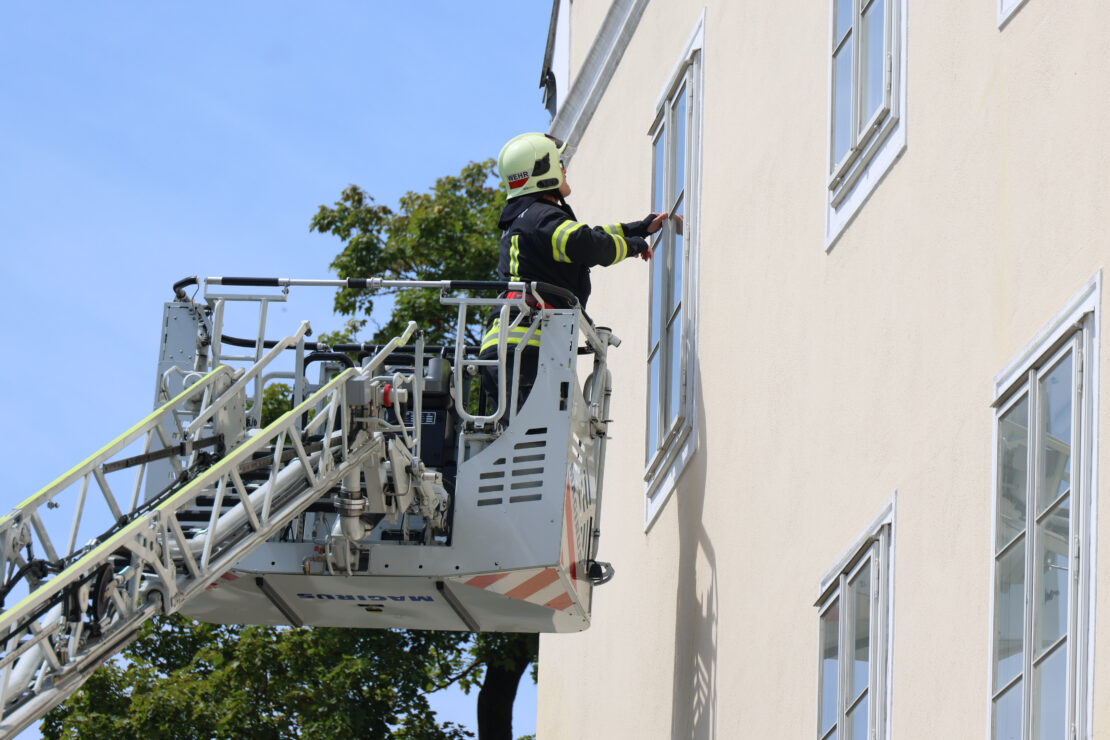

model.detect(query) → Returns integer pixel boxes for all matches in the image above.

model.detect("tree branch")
[427,658,482,693]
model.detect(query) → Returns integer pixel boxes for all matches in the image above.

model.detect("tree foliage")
[311,160,504,346]
[43,614,475,740]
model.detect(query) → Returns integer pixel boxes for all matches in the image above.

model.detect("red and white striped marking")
[459,566,578,612]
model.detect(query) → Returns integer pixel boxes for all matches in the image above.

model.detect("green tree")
[43,614,475,740]
[312,159,504,346]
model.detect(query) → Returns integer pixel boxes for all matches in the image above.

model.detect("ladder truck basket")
[0,275,620,738]
[181,277,618,635]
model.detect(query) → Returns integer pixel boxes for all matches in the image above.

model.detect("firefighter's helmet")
[497,133,567,199]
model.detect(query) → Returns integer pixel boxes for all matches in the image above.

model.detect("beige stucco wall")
[538,0,1110,738]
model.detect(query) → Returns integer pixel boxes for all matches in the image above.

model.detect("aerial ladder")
[0,276,619,738]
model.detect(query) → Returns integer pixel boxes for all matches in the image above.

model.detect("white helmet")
[497,132,567,199]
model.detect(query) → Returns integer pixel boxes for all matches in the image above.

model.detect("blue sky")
[0,2,553,736]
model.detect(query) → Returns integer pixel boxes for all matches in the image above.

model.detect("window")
[990,283,1098,740]
[825,0,906,247]
[644,15,702,526]
[647,82,687,466]
[816,504,894,740]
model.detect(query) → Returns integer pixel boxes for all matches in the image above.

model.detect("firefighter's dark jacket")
[495,193,653,309]
[482,193,654,356]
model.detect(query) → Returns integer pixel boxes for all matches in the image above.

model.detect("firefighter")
[480,132,666,419]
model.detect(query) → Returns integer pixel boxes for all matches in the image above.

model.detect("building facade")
[535,1,1110,738]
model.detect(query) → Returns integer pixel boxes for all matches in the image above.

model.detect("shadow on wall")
[670,378,717,740]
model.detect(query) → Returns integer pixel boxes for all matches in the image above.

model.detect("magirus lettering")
[296,593,435,602]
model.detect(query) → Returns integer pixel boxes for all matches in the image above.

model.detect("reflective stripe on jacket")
[480,317,543,355]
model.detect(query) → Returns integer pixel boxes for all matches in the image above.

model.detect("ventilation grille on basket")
[475,427,548,506]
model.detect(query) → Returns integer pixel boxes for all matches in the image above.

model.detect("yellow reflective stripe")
[509,235,521,280]
[551,221,583,263]
[481,319,543,354]
[612,234,628,264]
[602,225,628,264]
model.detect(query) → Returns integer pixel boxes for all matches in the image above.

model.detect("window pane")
[653,128,665,214]
[846,693,869,740]
[993,679,1023,740]
[650,127,665,353]
[648,352,661,456]
[673,87,686,204]
[667,310,683,431]
[859,0,886,127]
[1033,641,1068,740]
[997,395,1029,550]
[1038,353,1073,513]
[848,562,871,700]
[835,0,852,41]
[994,541,1025,690]
[650,232,665,350]
[819,600,840,737]
[671,197,684,317]
[832,38,853,168]
[1035,495,1070,655]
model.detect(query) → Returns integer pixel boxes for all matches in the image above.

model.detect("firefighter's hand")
[645,212,668,235]
[639,245,654,261]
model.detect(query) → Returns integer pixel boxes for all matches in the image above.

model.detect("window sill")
[643,423,695,531]
[824,116,906,251]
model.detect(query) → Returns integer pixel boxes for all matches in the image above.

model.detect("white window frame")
[815,497,896,740]
[824,0,907,250]
[643,13,703,529]
[988,274,1100,740]
[998,0,1033,29]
